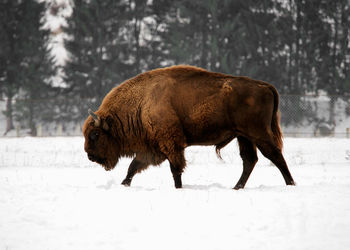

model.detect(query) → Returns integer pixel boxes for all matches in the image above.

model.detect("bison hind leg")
[234,136,258,190]
[256,139,295,186]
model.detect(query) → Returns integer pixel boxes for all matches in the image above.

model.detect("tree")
[0,0,56,135]
[63,0,137,121]
[289,0,350,122]
[0,0,22,134]
[161,0,289,82]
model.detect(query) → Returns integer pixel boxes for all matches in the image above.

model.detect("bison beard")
[83,65,295,189]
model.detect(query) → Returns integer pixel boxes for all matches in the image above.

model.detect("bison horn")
[88,109,100,127]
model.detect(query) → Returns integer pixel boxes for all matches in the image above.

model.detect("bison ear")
[102,115,113,131]
[88,109,100,127]
[102,119,109,131]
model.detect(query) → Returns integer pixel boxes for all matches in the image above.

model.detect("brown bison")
[83,65,295,189]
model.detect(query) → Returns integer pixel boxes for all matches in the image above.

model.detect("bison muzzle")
[83,65,295,189]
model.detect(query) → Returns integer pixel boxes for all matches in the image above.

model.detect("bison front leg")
[167,151,186,189]
[170,163,183,188]
[121,158,149,187]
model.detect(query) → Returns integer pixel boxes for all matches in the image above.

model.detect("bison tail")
[270,86,283,150]
[271,110,283,150]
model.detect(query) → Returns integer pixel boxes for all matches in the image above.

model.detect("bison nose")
[88,154,96,162]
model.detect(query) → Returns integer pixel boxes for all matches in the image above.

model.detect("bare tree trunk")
[4,96,14,135]
[329,95,337,125]
[341,0,349,78]
[131,0,146,73]
[295,0,301,93]
[29,100,37,136]
[329,3,340,123]
[200,18,208,69]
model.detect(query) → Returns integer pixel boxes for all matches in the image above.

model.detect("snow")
[1,137,350,250]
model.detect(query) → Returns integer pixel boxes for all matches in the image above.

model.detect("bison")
[83,65,295,189]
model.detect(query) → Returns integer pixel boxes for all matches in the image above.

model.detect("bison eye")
[89,131,99,141]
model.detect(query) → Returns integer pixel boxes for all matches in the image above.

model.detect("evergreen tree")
[0,0,56,135]
[127,0,149,73]
[161,0,287,81]
[63,0,134,120]
[0,0,22,134]
[145,0,174,69]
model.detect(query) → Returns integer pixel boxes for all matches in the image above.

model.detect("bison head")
[83,109,119,171]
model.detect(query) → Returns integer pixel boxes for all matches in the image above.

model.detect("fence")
[1,95,350,137]
[279,95,350,137]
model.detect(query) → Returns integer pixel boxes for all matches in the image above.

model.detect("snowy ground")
[0,137,350,250]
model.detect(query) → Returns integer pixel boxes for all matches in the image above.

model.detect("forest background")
[1,0,349,136]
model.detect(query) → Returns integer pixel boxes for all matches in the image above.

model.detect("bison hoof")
[287,180,296,186]
[233,184,244,190]
[121,179,131,186]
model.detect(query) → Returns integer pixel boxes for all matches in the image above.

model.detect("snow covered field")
[1,137,350,250]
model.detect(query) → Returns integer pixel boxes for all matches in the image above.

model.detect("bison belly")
[179,97,235,146]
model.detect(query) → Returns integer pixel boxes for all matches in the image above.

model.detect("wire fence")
[1,95,350,137]
[279,95,350,137]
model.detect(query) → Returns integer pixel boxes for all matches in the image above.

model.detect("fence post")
[57,123,63,136]
[75,122,81,135]
[37,124,42,137]
[16,124,20,137]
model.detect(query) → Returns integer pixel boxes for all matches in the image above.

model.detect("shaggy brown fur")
[83,65,295,189]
